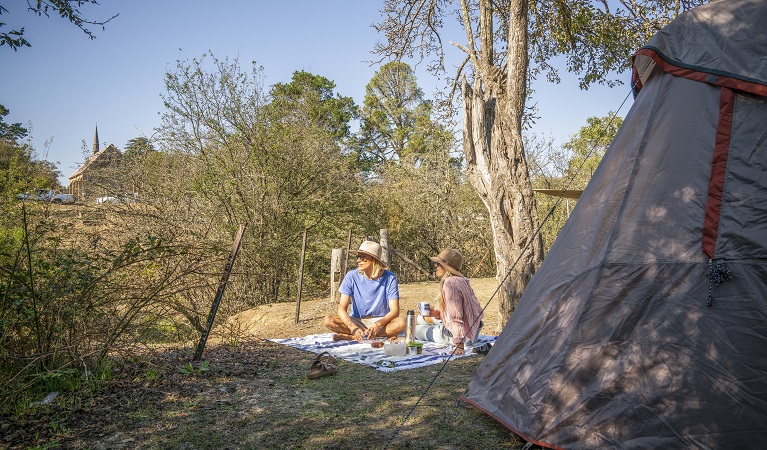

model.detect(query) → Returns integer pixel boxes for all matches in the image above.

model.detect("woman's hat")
[430,248,464,277]
[353,240,386,266]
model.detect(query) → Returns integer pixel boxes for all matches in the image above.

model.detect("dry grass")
[1,277,532,450]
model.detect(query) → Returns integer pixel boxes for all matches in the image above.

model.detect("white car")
[94,196,119,204]
[95,194,138,204]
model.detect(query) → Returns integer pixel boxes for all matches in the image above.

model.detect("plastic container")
[384,342,407,357]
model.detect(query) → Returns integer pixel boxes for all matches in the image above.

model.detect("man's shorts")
[349,316,383,330]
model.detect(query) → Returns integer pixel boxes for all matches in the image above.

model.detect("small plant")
[28,441,62,450]
[143,367,160,381]
[179,360,210,375]
[48,419,68,434]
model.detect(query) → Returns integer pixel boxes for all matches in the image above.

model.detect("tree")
[357,61,435,163]
[270,70,357,143]
[0,0,118,52]
[561,114,623,187]
[0,105,61,196]
[374,0,710,325]
[159,55,361,304]
[352,62,492,279]
[123,136,155,159]
[0,104,27,143]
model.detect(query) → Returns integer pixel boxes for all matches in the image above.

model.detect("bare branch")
[459,0,481,77]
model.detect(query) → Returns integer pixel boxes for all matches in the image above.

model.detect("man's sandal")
[306,351,338,380]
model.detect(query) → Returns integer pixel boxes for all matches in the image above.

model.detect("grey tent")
[462,1,767,448]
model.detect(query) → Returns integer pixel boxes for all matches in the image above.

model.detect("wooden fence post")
[330,248,347,303]
[295,228,307,324]
[345,229,353,274]
[379,229,390,267]
[194,223,246,361]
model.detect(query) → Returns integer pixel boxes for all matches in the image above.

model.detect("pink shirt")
[441,276,484,345]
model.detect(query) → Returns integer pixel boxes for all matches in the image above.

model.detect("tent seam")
[640,45,767,93]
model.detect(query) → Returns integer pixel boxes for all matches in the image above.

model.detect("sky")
[1,1,635,186]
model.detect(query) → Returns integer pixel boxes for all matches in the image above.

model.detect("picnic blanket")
[268,333,497,372]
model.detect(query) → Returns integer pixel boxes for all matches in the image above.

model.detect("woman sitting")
[415,248,484,355]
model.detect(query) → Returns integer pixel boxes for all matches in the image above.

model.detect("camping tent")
[462,1,767,448]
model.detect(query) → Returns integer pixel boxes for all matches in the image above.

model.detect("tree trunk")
[462,77,544,329]
[457,0,543,329]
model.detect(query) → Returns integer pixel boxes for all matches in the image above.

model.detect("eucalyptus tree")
[374,0,710,324]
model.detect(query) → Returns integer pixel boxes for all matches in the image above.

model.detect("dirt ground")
[0,278,526,450]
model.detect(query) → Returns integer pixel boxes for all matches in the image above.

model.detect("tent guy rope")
[384,81,639,449]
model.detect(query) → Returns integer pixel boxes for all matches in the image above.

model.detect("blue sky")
[1,1,633,185]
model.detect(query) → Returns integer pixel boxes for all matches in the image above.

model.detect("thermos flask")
[405,310,416,344]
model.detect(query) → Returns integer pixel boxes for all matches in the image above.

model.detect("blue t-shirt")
[339,269,399,318]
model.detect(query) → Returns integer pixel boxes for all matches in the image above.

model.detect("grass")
[0,278,535,449]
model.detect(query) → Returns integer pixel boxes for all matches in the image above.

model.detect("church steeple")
[93,125,99,154]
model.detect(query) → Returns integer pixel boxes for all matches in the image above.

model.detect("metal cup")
[417,302,430,316]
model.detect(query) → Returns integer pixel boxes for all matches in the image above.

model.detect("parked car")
[15,189,76,204]
[94,196,119,204]
[94,193,138,204]
[50,192,76,204]
[16,188,49,201]
[15,192,39,201]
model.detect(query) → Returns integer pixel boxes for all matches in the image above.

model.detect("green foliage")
[366,153,494,279]
[179,360,209,375]
[0,103,28,142]
[159,54,362,304]
[0,106,63,198]
[350,62,493,277]
[356,61,446,166]
[142,367,160,382]
[123,136,156,161]
[0,198,217,413]
[536,0,709,88]
[0,1,117,52]
[270,71,358,143]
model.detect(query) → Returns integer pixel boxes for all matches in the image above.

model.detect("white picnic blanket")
[268,333,497,372]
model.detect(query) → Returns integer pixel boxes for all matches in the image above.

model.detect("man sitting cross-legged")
[323,241,406,341]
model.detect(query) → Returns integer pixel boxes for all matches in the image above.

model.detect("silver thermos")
[405,310,416,344]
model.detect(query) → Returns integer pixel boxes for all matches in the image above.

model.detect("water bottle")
[405,310,416,344]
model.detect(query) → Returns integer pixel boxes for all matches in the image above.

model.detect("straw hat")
[353,240,386,266]
[429,248,464,277]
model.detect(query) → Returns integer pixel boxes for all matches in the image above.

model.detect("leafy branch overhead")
[374,0,711,97]
[0,0,118,51]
